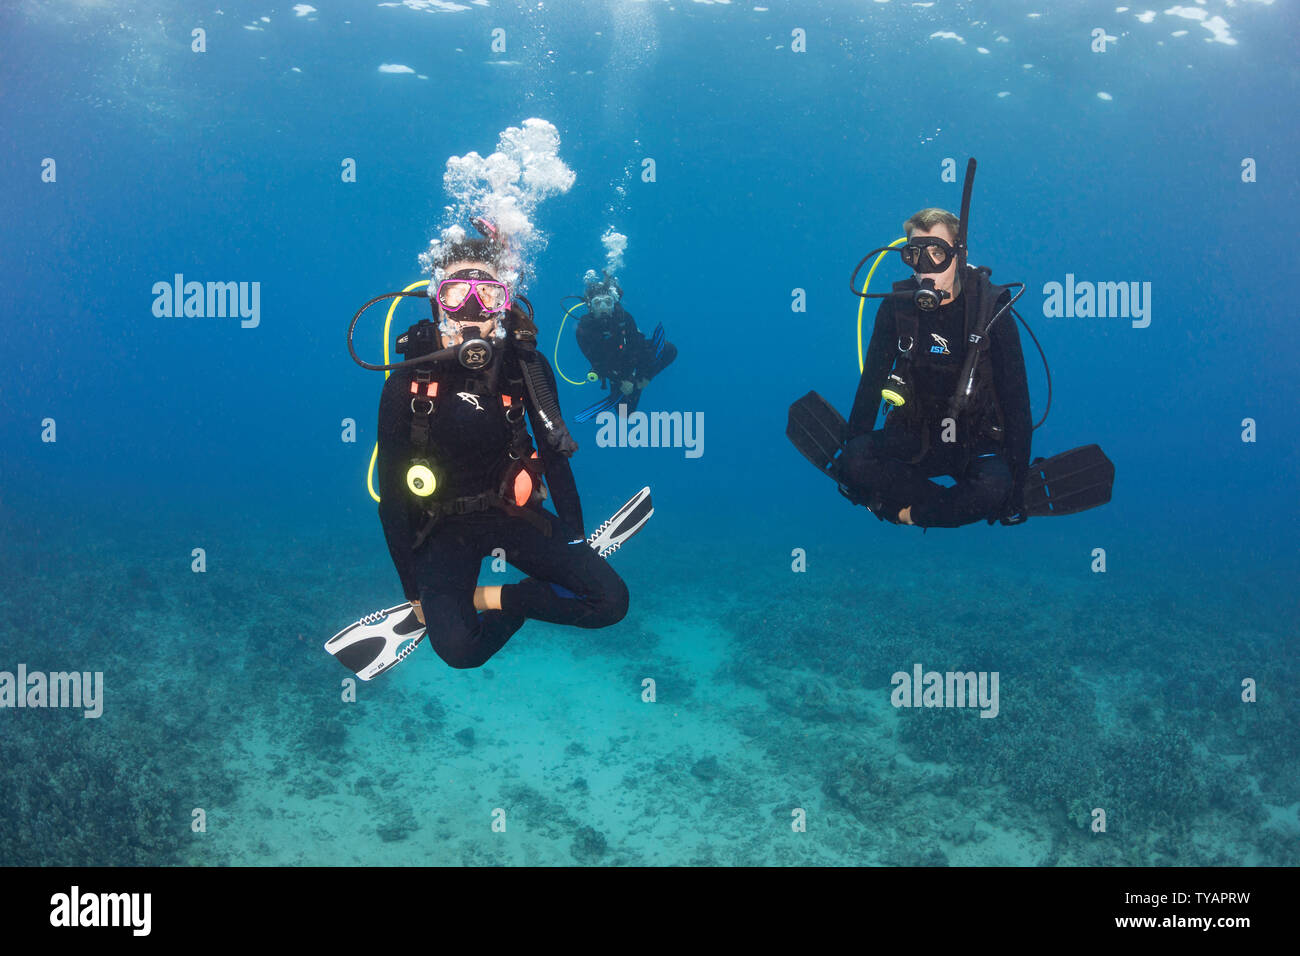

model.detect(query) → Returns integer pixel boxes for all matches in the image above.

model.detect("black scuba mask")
[900,236,956,274]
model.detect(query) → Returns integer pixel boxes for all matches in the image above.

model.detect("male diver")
[843,206,1030,526]
[788,159,1113,528]
[569,270,677,423]
[331,231,635,674]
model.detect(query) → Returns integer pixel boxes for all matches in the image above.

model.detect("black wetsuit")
[575,303,677,413]
[377,347,627,668]
[838,276,1032,528]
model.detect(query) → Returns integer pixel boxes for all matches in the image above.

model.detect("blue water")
[1,0,1296,866]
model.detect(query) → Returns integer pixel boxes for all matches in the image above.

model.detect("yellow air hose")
[366,279,431,503]
[855,237,907,373]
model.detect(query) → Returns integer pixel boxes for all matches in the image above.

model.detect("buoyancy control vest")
[887,264,1014,463]
[396,319,575,549]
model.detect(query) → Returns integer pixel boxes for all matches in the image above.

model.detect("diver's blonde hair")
[903,208,961,239]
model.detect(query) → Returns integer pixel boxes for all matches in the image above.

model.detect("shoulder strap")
[890,278,920,358]
[948,266,1013,421]
[408,369,438,454]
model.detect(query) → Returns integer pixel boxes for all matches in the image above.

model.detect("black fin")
[573,391,620,424]
[1021,444,1115,516]
[787,391,846,474]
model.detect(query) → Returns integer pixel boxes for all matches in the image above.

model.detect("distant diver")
[788,159,1114,528]
[556,269,678,423]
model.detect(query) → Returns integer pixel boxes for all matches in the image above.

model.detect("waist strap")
[410,492,552,549]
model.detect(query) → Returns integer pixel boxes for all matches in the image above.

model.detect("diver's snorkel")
[953,157,974,275]
[471,216,505,249]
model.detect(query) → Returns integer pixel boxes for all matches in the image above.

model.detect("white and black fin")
[586,486,654,558]
[323,603,427,681]
[327,489,654,680]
